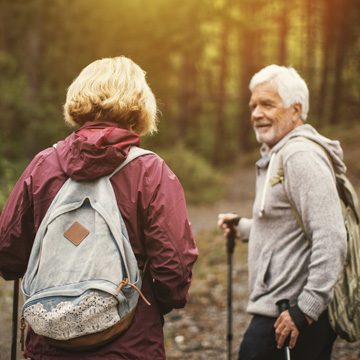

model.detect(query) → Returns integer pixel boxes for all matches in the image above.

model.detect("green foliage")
[0,159,24,211]
[0,52,29,159]
[321,123,360,146]
[158,144,225,204]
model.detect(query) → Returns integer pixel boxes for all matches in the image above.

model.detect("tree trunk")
[278,0,289,65]
[177,55,197,140]
[236,2,261,152]
[305,0,317,95]
[317,0,334,124]
[329,0,352,125]
[0,2,6,51]
[212,4,230,165]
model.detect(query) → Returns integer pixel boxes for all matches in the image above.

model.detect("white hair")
[249,65,309,121]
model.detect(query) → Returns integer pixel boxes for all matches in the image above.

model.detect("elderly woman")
[0,56,198,360]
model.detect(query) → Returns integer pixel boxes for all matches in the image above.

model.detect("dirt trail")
[188,166,255,234]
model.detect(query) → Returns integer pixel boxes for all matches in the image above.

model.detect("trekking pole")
[224,217,240,360]
[11,279,19,360]
[276,299,291,360]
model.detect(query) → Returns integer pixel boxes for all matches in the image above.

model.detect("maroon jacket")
[0,122,198,360]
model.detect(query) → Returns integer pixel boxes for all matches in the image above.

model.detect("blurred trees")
[0,0,360,168]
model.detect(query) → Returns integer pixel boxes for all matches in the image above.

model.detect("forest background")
[1,0,360,359]
[1,0,360,206]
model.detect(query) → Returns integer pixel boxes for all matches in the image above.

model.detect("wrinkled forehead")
[249,81,283,104]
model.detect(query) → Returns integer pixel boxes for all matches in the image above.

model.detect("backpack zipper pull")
[115,278,151,306]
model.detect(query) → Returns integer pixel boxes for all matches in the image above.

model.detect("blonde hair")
[64,56,158,135]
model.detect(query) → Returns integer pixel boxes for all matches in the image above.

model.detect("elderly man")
[219,65,347,360]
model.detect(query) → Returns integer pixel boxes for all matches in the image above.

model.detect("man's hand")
[217,213,240,238]
[274,310,299,349]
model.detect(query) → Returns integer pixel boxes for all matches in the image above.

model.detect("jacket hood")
[261,124,346,175]
[256,124,346,218]
[54,121,141,181]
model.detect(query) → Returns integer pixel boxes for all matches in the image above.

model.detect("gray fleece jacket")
[239,124,347,321]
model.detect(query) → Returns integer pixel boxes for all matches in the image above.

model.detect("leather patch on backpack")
[64,222,90,246]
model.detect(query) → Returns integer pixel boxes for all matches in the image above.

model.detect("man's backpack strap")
[271,136,343,236]
[270,138,321,236]
[336,174,360,224]
[273,136,360,227]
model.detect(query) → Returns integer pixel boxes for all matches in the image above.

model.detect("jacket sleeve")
[238,217,252,242]
[0,160,37,280]
[142,159,198,314]
[284,148,347,320]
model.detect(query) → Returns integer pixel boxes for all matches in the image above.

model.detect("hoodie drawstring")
[259,152,276,218]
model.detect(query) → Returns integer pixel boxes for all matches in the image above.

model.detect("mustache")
[253,121,271,127]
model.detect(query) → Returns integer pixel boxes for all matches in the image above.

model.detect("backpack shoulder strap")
[109,146,154,178]
[337,173,360,224]
[273,135,335,187]
[271,136,333,238]
[270,137,316,187]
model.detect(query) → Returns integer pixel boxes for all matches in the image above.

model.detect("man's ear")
[292,103,302,122]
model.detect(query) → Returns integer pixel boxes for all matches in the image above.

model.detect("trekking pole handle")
[224,216,240,254]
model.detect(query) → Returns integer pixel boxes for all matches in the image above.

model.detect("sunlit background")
[1,1,360,359]
[1,0,360,164]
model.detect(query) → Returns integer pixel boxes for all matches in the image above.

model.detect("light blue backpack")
[21,146,152,350]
